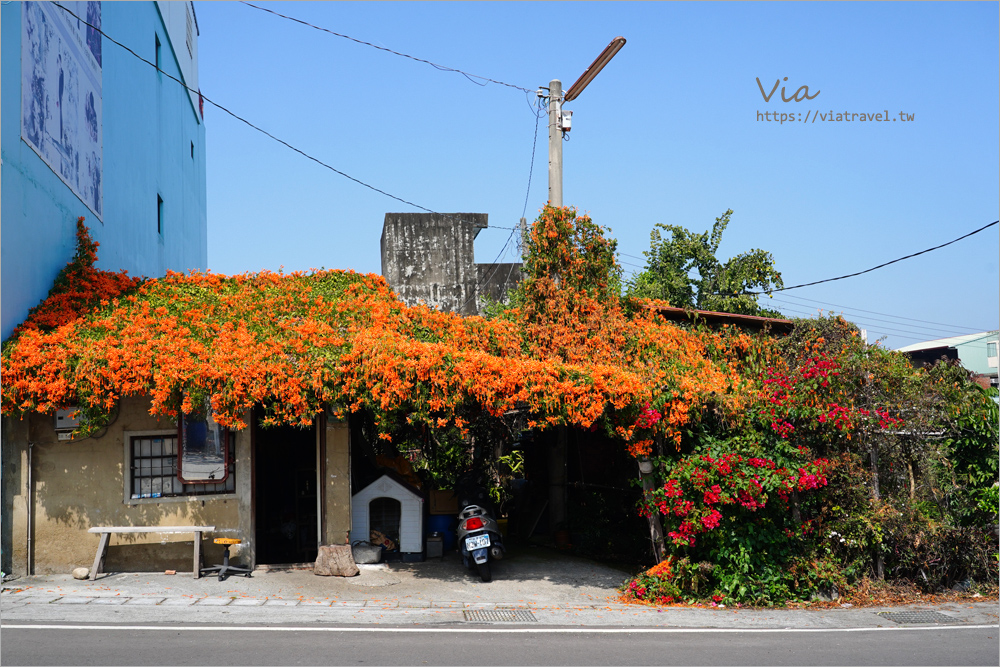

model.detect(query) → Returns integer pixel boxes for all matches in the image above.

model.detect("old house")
[0,264,385,577]
[2,400,351,576]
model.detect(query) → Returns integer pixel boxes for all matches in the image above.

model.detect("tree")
[627,209,784,317]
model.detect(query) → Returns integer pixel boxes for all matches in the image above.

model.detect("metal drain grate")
[877,611,960,624]
[463,609,537,623]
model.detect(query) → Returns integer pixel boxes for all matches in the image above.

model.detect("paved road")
[2,623,997,666]
[3,551,997,665]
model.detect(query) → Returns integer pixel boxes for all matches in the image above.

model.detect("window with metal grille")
[130,433,234,499]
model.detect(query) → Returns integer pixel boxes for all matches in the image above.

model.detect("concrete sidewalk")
[3,547,997,629]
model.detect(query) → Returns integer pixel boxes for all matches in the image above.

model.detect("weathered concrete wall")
[381,212,487,316]
[476,263,524,307]
[380,212,524,316]
[2,397,239,575]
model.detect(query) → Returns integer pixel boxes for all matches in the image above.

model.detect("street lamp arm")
[564,36,626,102]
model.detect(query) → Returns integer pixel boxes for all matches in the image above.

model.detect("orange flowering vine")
[2,209,733,454]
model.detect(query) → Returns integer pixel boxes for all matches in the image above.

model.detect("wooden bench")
[87,526,216,580]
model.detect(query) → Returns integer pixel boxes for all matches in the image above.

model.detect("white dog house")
[350,474,424,554]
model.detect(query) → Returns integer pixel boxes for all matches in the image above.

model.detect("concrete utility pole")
[547,79,564,207]
[540,38,626,538]
[543,37,626,209]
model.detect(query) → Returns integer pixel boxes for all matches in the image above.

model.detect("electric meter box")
[54,408,81,431]
[561,110,573,131]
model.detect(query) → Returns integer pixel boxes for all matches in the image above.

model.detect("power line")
[770,304,935,343]
[772,301,997,346]
[771,297,983,339]
[770,299,959,339]
[460,95,544,312]
[240,2,534,94]
[520,97,545,221]
[775,293,989,334]
[731,220,999,296]
[51,2,531,238]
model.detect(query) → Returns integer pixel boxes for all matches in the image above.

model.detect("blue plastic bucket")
[427,514,456,551]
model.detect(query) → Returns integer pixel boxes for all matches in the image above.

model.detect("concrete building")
[380,212,523,317]
[1,1,207,341]
[896,331,1000,388]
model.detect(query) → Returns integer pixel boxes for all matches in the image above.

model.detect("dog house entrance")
[369,497,401,551]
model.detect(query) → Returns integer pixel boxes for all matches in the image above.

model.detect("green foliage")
[622,314,998,606]
[938,383,999,527]
[627,209,784,316]
[406,426,474,489]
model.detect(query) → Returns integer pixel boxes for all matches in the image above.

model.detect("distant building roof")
[652,305,794,334]
[895,331,998,353]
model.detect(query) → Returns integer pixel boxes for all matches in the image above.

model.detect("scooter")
[457,503,504,582]
[455,472,505,582]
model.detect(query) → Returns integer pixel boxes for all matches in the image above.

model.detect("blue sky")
[194,1,999,350]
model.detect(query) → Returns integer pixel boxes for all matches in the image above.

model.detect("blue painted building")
[1,1,207,341]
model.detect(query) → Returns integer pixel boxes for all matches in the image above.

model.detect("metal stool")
[200,538,252,581]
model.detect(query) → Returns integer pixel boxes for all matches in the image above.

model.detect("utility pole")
[539,38,626,540]
[547,79,564,207]
[543,37,626,209]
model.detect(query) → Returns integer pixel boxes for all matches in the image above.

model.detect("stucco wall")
[323,417,352,546]
[1,1,207,341]
[2,397,241,575]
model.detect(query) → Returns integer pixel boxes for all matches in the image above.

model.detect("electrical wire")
[774,293,989,334]
[459,95,544,312]
[240,2,534,94]
[769,303,926,342]
[771,302,997,346]
[520,96,545,221]
[770,297,979,339]
[50,2,528,238]
[728,220,999,296]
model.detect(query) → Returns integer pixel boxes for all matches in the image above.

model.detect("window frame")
[177,412,231,485]
[123,429,236,506]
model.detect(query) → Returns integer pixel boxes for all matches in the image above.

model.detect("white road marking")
[2,624,997,634]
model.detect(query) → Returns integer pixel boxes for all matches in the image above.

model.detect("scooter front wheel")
[477,561,492,582]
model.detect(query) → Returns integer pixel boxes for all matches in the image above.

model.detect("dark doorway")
[254,417,318,565]
[369,497,401,550]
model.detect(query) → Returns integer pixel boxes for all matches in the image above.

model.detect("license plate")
[465,534,490,550]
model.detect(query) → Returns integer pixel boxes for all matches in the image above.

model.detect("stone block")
[314,544,359,577]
